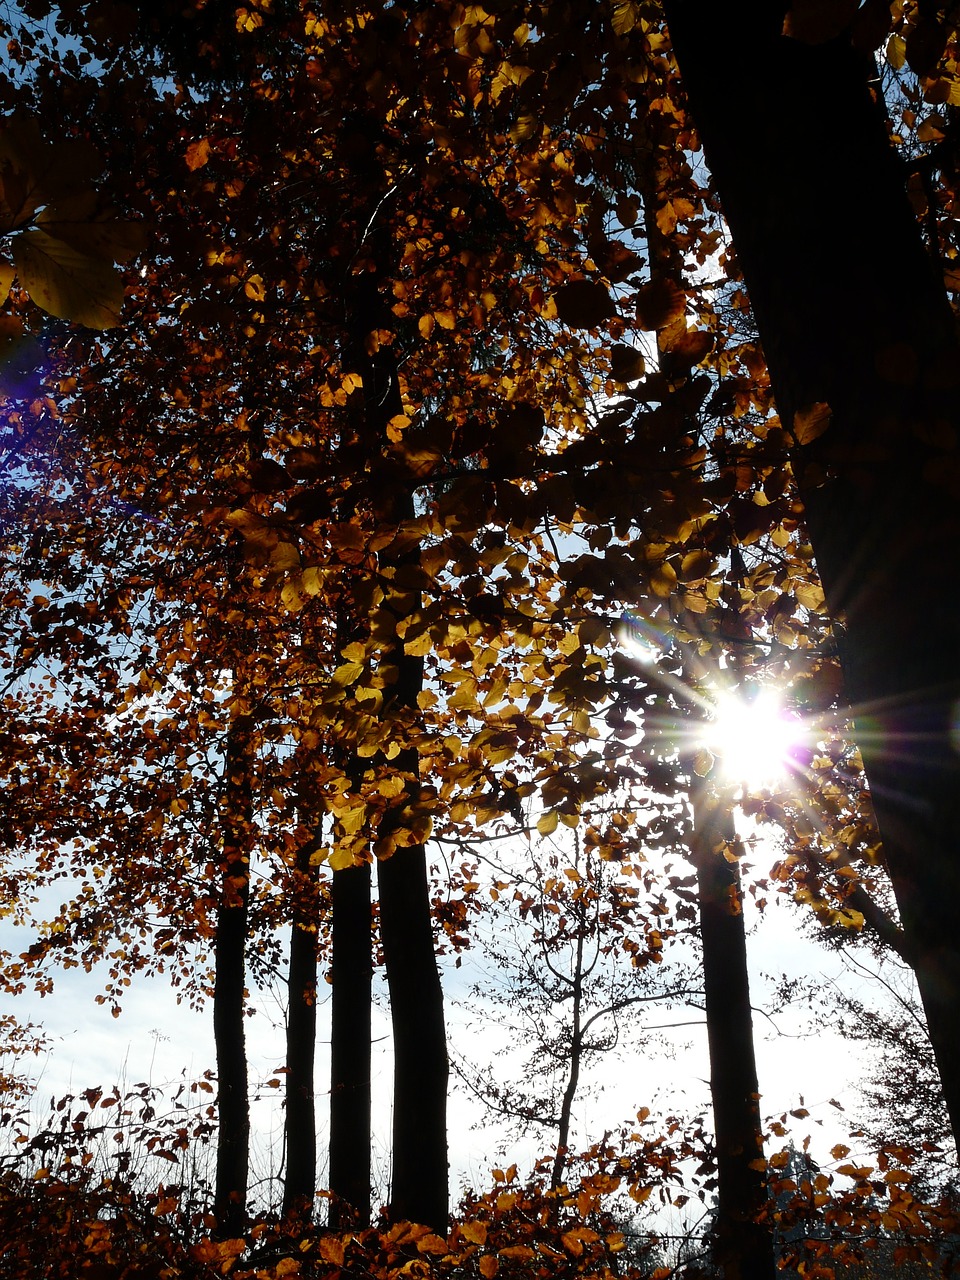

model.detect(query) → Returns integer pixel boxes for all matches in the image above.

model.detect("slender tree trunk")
[690,776,776,1280]
[663,0,960,1150]
[637,137,774,1274]
[283,833,320,1219]
[328,856,372,1225]
[213,697,254,1237]
[551,923,584,1190]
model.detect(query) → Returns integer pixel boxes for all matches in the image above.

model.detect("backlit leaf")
[12,229,124,328]
[635,278,685,330]
[792,401,832,446]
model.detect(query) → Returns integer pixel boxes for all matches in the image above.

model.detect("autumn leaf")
[610,343,645,381]
[459,1220,488,1245]
[35,197,145,263]
[554,279,616,328]
[12,229,124,328]
[792,401,832,446]
[635,277,685,330]
[185,137,212,170]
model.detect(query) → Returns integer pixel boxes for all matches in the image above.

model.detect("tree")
[661,0,960,1151]
[457,828,698,1189]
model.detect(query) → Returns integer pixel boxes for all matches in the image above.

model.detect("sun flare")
[702,688,802,788]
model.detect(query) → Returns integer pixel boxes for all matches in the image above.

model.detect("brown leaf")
[635,277,685,331]
[851,0,893,51]
[792,401,832,446]
[610,343,645,381]
[906,15,948,78]
[554,279,616,329]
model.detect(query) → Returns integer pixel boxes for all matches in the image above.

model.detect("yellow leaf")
[301,566,326,596]
[479,1256,498,1279]
[635,277,686,331]
[13,229,123,328]
[332,661,364,686]
[281,580,306,612]
[434,308,455,330]
[0,258,13,305]
[417,1234,448,1255]
[611,2,638,36]
[185,137,211,170]
[319,1237,345,1266]
[460,1221,488,1246]
[418,314,435,338]
[886,32,906,70]
[244,273,265,301]
[537,809,559,836]
[650,561,677,598]
[329,844,359,871]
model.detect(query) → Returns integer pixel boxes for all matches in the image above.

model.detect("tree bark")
[328,856,372,1226]
[691,776,776,1280]
[374,552,449,1228]
[663,0,960,1152]
[213,700,254,1237]
[346,191,449,1228]
[283,834,320,1220]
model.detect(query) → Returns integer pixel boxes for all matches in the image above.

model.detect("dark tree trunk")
[376,835,448,1228]
[691,777,776,1280]
[343,194,449,1227]
[283,835,320,1220]
[213,704,254,1237]
[551,922,584,1191]
[663,0,960,1152]
[328,856,372,1226]
[374,531,448,1229]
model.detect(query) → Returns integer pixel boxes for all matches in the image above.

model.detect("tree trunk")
[376,836,448,1228]
[346,201,449,1228]
[551,922,584,1191]
[691,776,776,1280]
[374,582,448,1228]
[663,0,960,1152]
[328,856,372,1226]
[283,834,320,1220]
[213,700,254,1237]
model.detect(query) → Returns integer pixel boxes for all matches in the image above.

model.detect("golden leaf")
[185,137,211,171]
[460,1221,488,1246]
[244,273,265,301]
[537,809,559,836]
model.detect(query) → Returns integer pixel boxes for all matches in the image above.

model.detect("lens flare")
[703,688,803,788]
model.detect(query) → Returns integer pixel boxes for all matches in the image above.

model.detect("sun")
[701,687,803,788]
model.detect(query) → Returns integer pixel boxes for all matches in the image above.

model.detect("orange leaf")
[186,138,211,170]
